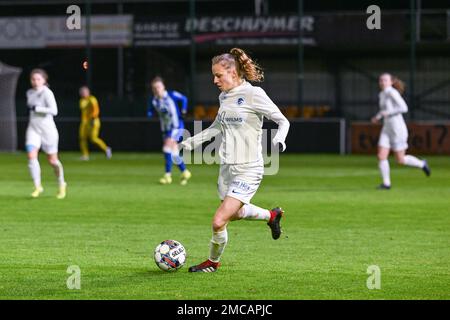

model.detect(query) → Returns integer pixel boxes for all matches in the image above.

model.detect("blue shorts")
[163,128,183,142]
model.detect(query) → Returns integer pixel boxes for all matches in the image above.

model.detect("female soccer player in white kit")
[26,69,67,199]
[371,73,430,189]
[181,48,290,272]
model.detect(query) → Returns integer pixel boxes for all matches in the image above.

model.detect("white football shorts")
[25,122,59,154]
[217,160,264,204]
[378,123,408,152]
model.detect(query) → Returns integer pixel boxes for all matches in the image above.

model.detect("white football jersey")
[377,86,408,131]
[26,86,58,129]
[183,80,290,164]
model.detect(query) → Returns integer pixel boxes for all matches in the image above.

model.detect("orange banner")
[351,122,450,154]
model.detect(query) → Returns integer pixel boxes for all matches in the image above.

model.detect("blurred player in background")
[148,76,191,185]
[78,86,112,161]
[371,73,431,189]
[25,68,67,199]
[181,48,290,272]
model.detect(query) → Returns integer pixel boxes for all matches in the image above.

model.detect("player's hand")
[179,140,193,151]
[182,109,187,115]
[371,116,379,124]
[272,138,286,152]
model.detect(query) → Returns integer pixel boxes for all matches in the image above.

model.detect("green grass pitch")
[0,152,449,299]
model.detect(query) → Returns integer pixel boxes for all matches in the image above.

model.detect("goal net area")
[0,62,22,151]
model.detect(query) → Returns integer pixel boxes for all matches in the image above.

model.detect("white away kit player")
[25,69,67,199]
[371,73,430,189]
[180,48,290,272]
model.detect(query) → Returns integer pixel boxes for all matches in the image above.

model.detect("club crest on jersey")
[237,97,244,105]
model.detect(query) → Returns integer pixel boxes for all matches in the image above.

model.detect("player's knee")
[27,151,37,160]
[212,216,226,232]
[48,157,59,166]
[396,156,405,165]
[235,206,245,219]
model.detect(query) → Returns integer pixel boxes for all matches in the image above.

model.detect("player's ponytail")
[212,48,264,82]
[229,48,264,82]
[391,75,405,95]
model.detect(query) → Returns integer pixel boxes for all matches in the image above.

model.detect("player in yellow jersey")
[78,86,112,160]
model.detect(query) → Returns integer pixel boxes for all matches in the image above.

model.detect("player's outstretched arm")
[180,116,221,151]
[252,87,290,152]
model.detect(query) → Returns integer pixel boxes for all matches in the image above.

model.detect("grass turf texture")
[0,152,449,300]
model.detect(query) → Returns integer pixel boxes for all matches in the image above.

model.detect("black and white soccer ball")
[154,240,187,272]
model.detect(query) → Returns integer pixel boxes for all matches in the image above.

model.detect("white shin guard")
[403,155,425,168]
[209,229,228,263]
[238,204,271,221]
[51,160,65,186]
[28,158,41,187]
[379,159,391,186]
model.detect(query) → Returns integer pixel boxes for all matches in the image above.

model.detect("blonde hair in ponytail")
[212,48,264,82]
[381,72,405,95]
[391,76,405,95]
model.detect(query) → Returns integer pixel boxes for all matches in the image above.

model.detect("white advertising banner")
[0,15,133,48]
[0,17,47,48]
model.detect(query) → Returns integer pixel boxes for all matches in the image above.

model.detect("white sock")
[209,229,228,263]
[51,160,66,186]
[379,159,391,186]
[28,158,41,188]
[238,204,271,221]
[403,155,425,168]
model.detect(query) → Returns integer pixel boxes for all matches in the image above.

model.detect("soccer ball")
[154,240,187,272]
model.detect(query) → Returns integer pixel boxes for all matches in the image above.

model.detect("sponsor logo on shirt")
[218,111,244,124]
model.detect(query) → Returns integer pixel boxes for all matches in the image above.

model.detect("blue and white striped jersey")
[147,90,187,132]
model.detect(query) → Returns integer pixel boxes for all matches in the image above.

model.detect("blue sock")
[175,155,186,172]
[164,152,173,173]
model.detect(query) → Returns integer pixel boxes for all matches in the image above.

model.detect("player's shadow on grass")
[140,269,186,277]
[76,269,184,291]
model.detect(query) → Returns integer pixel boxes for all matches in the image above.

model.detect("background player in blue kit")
[148,76,192,185]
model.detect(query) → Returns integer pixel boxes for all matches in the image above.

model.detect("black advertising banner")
[134,16,190,47]
[315,13,406,46]
[0,14,410,49]
[134,15,317,47]
[134,14,407,47]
